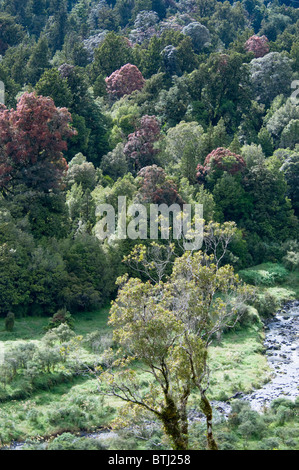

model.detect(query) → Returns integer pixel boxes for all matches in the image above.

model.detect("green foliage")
[239,263,289,286]
[47,432,106,450]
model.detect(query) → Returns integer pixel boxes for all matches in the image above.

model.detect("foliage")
[106,64,145,99]
[0,92,75,194]
[46,308,74,331]
[124,114,161,171]
[249,52,293,107]
[0,0,298,452]
[137,165,185,206]
[196,147,246,186]
[245,35,269,58]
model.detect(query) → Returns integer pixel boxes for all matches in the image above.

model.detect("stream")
[242,299,299,411]
[4,300,299,449]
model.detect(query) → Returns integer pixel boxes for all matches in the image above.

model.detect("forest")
[0,0,298,452]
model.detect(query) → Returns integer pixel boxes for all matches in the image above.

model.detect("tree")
[0,13,24,55]
[245,35,269,58]
[100,244,252,450]
[5,312,15,332]
[243,162,298,242]
[280,150,299,216]
[249,52,293,107]
[137,35,163,78]
[105,64,145,99]
[241,144,265,169]
[124,115,161,171]
[58,64,112,164]
[161,45,181,77]
[129,10,159,45]
[137,165,185,206]
[195,52,251,131]
[35,68,73,108]
[155,75,190,127]
[196,147,246,187]
[265,98,299,149]
[164,121,205,183]
[182,22,211,53]
[92,32,133,78]
[59,234,114,312]
[66,153,97,191]
[0,92,76,194]
[26,36,51,85]
[100,143,128,180]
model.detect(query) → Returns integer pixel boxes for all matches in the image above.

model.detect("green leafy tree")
[92,32,133,79]
[26,36,51,85]
[35,68,73,108]
[101,243,252,450]
[0,13,24,55]
[164,121,205,183]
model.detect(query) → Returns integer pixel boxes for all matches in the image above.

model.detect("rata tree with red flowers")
[196,147,246,187]
[124,115,161,172]
[245,35,269,58]
[105,63,145,99]
[0,92,76,195]
[137,165,185,206]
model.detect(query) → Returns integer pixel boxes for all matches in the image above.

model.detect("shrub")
[47,432,106,450]
[257,437,280,450]
[253,292,280,317]
[239,264,288,286]
[4,312,15,332]
[46,308,74,331]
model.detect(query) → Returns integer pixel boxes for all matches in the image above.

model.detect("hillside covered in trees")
[0,0,298,452]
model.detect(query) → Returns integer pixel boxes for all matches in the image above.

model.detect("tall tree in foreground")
[100,234,252,450]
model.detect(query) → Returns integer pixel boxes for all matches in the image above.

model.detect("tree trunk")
[200,393,218,450]
[161,396,189,450]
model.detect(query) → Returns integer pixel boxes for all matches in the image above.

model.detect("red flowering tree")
[196,147,246,184]
[0,92,76,193]
[124,115,161,171]
[105,63,145,98]
[245,35,269,58]
[138,165,185,206]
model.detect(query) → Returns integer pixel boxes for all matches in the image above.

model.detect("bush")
[257,437,280,450]
[253,292,280,317]
[5,312,15,332]
[46,308,74,331]
[239,264,288,286]
[47,432,106,450]
[234,305,261,328]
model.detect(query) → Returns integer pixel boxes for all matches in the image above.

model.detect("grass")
[208,324,271,400]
